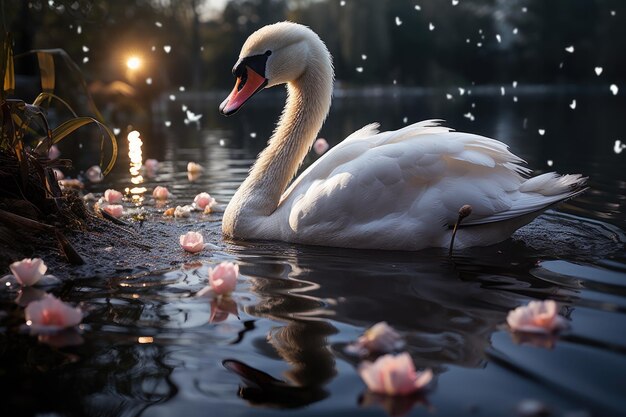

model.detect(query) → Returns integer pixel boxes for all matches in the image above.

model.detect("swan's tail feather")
[462,172,588,227]
[519,172,588,196]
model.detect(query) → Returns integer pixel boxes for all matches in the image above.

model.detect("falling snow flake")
[429,22,435,31]
[614,140,625,154]
[164,121,172,127]
[155,21,163,28]
[415,5,421,11]
[340,0,346,6]
[82,57,89,64]
[513,28,519,35]
[464,112,475,121]
[547,160,553,167]
[500,86,506,96]
[250,132,257,138]
[395,17,403,26]
[446,93,453,100]
[169,94,176,101]
[512,81,518,88]
[565,45,575,53]
[361,54,367,60]
[452,0,459,5]
[458,87,465,95]
[146,78,152,85]
[356,67,364,73]
[163,45,172,53]
[610,84,619,95]
[595,67,603,76]
[538,129,546,136]
[569,99,576,109]
[496,34,501,43]
[82,45,89,52]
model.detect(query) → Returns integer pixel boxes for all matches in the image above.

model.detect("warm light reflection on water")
[128,130,145,203]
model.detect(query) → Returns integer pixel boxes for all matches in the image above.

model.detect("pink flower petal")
[152,185,171,200]
[25,294,82,334]
[193,192,216,210]
[507,300,568,334]
[209,262,239,295]
[313,138,329,155]
[358,353,432,396]
[102,204,124,218]
[104,189,123,203]
[10,258,47,287]
[179,231,204,253]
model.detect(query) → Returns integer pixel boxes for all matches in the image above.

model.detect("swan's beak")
[219,66,268,116]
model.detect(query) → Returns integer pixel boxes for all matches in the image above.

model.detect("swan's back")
[260,120,586,250]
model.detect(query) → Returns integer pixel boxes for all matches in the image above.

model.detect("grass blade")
[50,116,118,175]
[36,51,55,94]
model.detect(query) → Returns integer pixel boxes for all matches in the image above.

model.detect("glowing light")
[126,56,142,70]
[128,130,144,186]
[138,336,154,344]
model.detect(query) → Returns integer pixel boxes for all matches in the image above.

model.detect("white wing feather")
[273,121,586,249]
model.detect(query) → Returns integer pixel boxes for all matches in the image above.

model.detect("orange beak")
[219,66,268,116]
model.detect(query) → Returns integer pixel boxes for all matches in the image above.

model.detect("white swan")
[219,22,586,251]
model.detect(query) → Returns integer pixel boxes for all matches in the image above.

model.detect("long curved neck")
[223,43,333,235]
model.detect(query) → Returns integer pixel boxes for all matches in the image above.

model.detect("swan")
[218,22,586,251]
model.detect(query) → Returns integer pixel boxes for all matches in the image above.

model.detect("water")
[2,90,625,417]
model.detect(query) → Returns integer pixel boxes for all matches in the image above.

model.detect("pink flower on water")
[85,165,103,182]
[104,189,123,203]
[507,300,568,334]
[152,185,171,200]
[194,192,216,210]
[187,162,204,173]
[358,353,433,396]
[48,145,61,160]
[10,258,47,287]
[313,138,329,155]
[179,231,204,253]
[144,159,159,171]
[102,204,124,218]
[346,321,405,356]
[24,294,82,334]
[209,262,239,295]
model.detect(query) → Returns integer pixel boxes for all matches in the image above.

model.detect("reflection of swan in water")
[222,244,566,408]
[220,22,587,250]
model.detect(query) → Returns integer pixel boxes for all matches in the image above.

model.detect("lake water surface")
[2,90,625,417]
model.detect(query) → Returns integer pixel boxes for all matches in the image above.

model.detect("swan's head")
[219,22,319,116]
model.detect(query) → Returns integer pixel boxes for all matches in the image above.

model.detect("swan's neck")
[224,48,333,236]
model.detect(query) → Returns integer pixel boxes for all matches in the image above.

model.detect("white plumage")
[220,22,586,251]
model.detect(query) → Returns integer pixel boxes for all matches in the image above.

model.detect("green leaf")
[50,116,118,175]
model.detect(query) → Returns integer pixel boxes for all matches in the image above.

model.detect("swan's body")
[219,22,586,251]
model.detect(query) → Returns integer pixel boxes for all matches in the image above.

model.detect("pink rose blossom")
[179,231,204,253]
[346,321,405,356]
[25,294,83,334]
[104,189,123,203]
[209,262,239,295]
[507,300,568,334]
[152,186,171,200]
[102,204,124,218]
[313,138,329,155]
[358,353,433,396]
[10,258,47,287]
[85,165,103,182]
[187,162,204,173]
[194,192,216,210]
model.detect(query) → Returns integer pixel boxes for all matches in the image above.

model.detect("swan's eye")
[265,50,272,56]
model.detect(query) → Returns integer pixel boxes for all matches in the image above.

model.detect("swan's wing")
[281,121,584,243]
[281,120,450,201]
